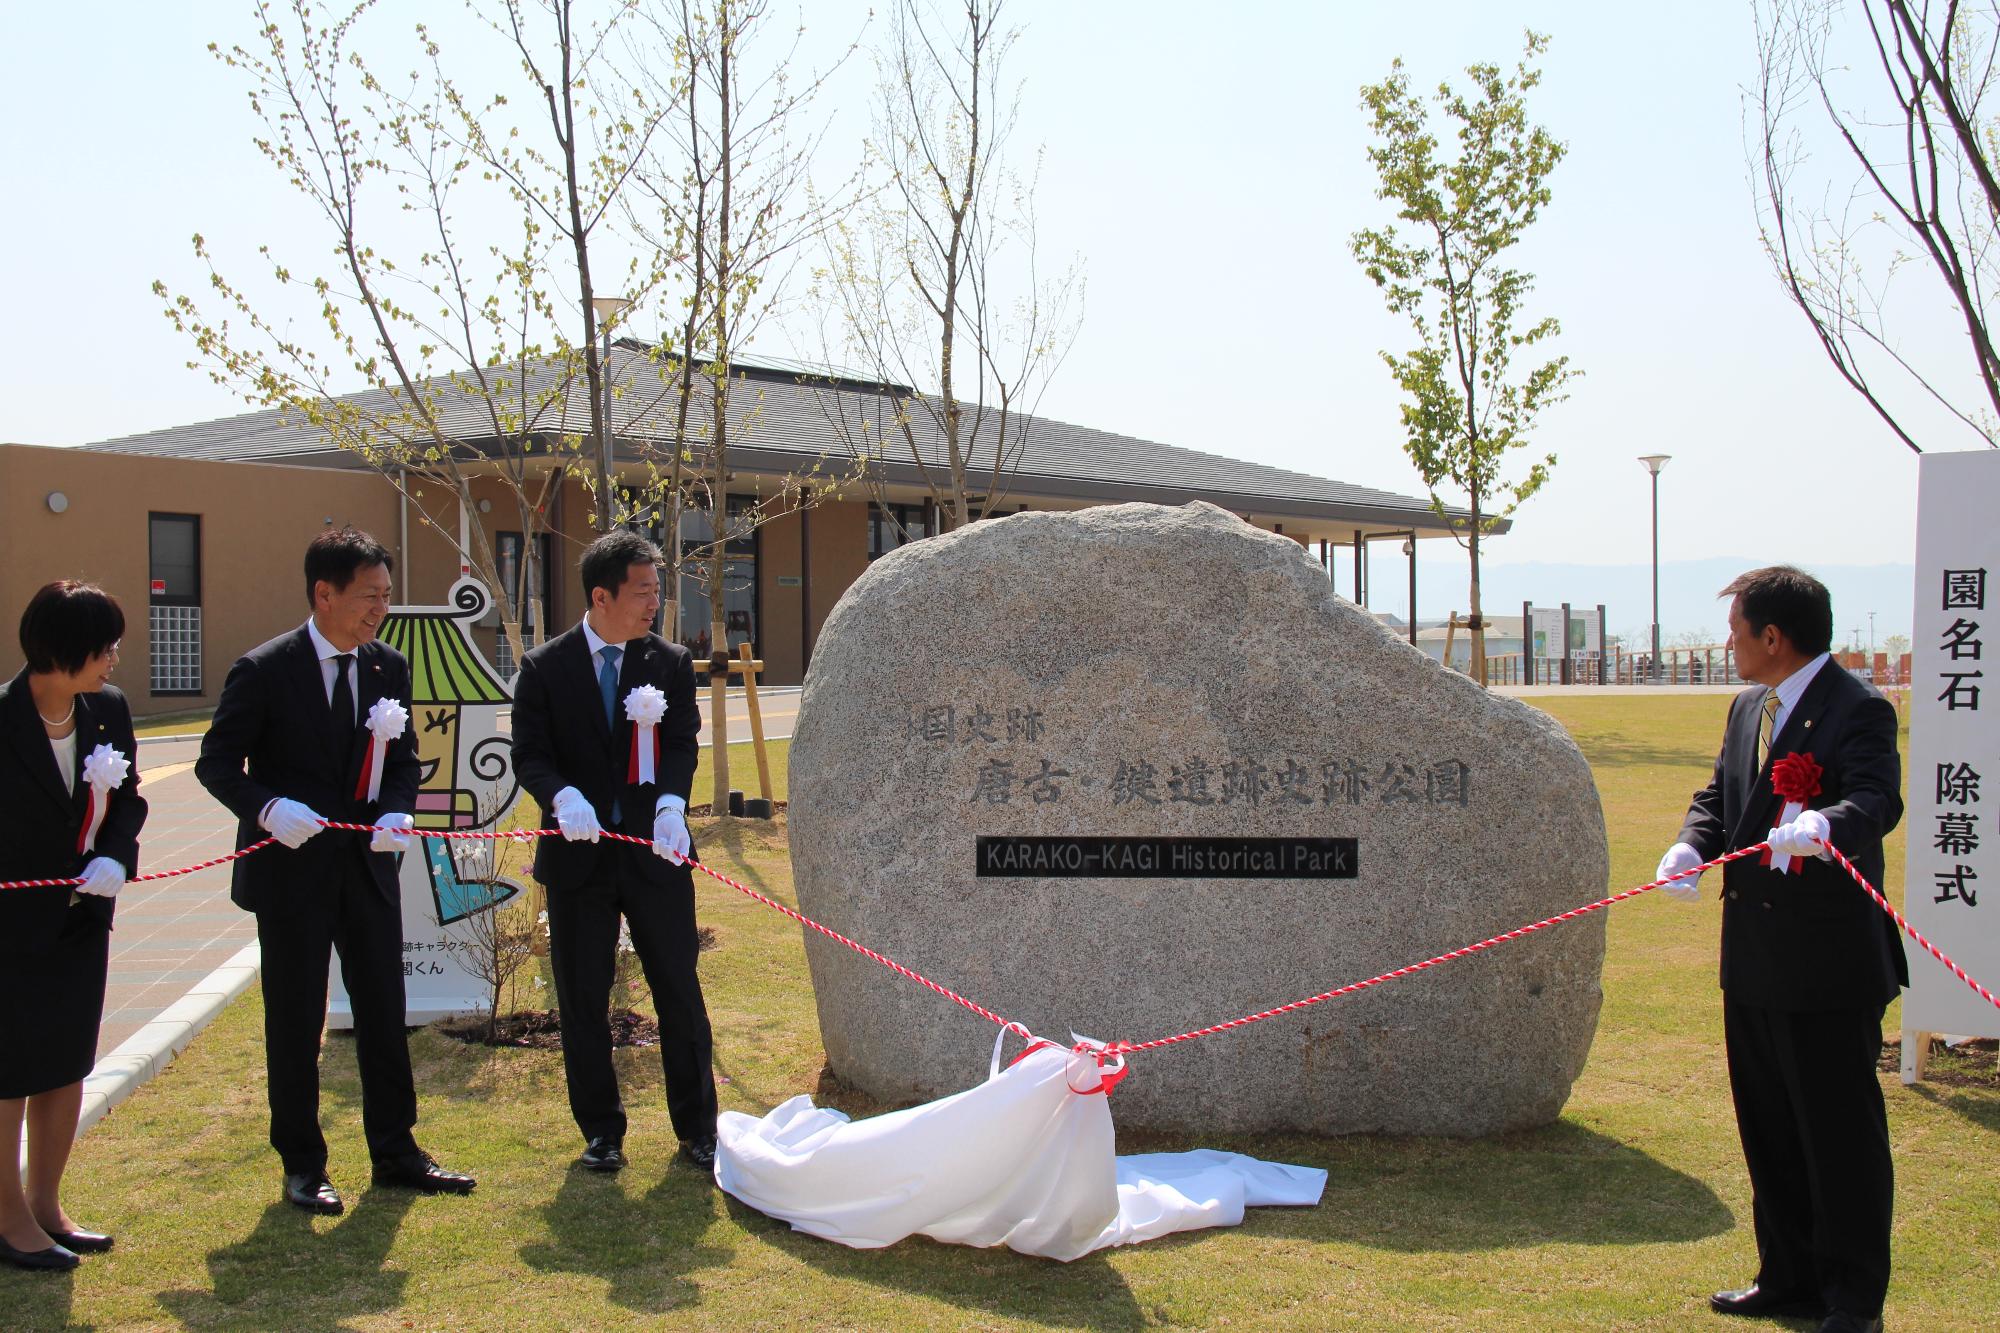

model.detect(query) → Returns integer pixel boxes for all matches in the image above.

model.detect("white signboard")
[1903,450,2000,1055]
[329,579,525,1026]
[1527,606,1567,660]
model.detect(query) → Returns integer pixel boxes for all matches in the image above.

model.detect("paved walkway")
[101,739,249,1057]
[702,684,800,744]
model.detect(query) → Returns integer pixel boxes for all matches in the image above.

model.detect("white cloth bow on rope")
[716,1033,1324,1261]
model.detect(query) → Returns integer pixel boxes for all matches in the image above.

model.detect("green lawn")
[9,696,1995,1330]
[133,709,215,739]
[693,736,791,809]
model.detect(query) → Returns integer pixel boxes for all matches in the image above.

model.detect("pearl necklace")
[38,699,76,728]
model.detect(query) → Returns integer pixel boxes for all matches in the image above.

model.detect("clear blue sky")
[0,2,1966,637]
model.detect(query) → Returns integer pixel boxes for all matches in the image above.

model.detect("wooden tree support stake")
[705,643,773,814]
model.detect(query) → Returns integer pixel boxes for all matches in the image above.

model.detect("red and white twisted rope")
[0,838,278,889]
[4,823,1993,1053]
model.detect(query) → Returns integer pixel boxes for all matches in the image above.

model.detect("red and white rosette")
[1763,751,1824,874]
[77,743,130,855]
[624,684,667,785]
[354,698,409,803]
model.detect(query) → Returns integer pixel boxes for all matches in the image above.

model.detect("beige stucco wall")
[3,444,1327,710]
[0,444,399,715]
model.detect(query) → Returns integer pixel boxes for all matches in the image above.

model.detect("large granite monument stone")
[788,502,1609,1135]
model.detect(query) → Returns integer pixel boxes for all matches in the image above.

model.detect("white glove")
[1768,808,1832,860]
[653,798,691,864]
[260,798,326,850]
[75,857,126,898]
[1656,842,1706,903]
[371,812,416,854]
[553,786,601,843]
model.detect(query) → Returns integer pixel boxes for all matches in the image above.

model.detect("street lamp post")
[1638,455,1671,683]
[590,295,633,532]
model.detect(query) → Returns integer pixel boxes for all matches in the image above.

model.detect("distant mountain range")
[1397,557,1915,649]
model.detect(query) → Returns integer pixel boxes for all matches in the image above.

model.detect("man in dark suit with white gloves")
[197,528,475,1214]
[509,530,717,1174]
[1656,566,1904,1333]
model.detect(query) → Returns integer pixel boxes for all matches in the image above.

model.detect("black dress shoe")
[1711,1283,1825,1318]
[283,1171,345,1215]
[1818,1315,1882,1333]
[47,1227,112,1254]
[677,1137,718,1169]
[0,1236,80,1271]
[577,1136,626,1173]
[372,1150,477,1195]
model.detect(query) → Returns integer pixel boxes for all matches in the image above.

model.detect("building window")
[148,513,202,696]
[868,502,933,559]
[678,496,760,658]
[493,531,552,679]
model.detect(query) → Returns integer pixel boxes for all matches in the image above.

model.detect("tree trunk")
[662,489,682,655]
[1467,493,1488,687]
[710,613,730,812]
[499,617,528,671]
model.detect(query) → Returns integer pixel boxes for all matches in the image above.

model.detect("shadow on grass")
[1232,1118,1734,1252]
[718,1193,1151,1328]
[156,1189,415,1330]
[1900,1082,2000,1134]
[320,1024,574,1110]
[518,1162,731,1316]
[0,1267,76,1333]
[691,818,784,897]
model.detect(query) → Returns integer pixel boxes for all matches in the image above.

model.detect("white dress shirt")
[1767,651,1830,740]
[577,616,684,817]
[305,617,360,722]
[50,729,78,794]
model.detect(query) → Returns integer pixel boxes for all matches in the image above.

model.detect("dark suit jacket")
[195,626,420,915]
[1678,660,1907,1011]
[0,671,146,953]
[510,624,700,891]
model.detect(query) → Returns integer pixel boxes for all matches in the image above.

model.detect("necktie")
[598,644,624,823]
[1755,690,1779,773]
[331,653,357,753]
[598,645,622,729]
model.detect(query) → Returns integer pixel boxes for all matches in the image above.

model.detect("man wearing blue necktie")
[510,531,716,1174]
[1655,566,1904,1333]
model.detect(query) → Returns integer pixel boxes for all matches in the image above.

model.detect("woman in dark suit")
[0,582,145,1272]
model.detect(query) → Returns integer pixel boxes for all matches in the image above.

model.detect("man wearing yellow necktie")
[1654,567,1905,1333]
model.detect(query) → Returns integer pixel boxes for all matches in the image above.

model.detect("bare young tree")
[621,0,859,808]
[816,0,1081,537]
[1753,0,2000,452]
[446,879,538,1043]
[157,0,674,662]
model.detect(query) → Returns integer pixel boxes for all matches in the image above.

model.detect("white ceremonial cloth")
[716,1042,1326,1261]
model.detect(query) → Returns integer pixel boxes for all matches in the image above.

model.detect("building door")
[148,512,203,697]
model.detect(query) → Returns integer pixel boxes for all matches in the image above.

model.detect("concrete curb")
[136,732,207,745]
[79,942,261,1137]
